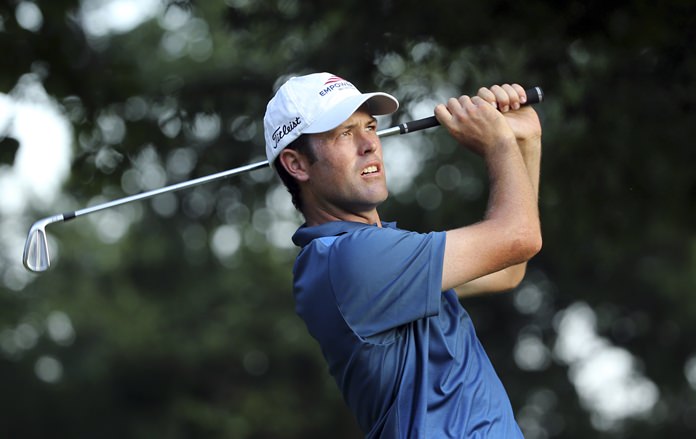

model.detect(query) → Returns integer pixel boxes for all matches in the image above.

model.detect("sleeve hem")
[425,231,446,318]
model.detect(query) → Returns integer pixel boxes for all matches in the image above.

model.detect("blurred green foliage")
[1,0,695,437]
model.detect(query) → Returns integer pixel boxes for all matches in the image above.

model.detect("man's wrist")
[490,134,519,155]
[517,135,541,156]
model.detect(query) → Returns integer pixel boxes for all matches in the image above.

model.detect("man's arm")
[437,85,542,292]
[455,131,541,297]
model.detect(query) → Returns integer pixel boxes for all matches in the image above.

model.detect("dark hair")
[274,134,317,212]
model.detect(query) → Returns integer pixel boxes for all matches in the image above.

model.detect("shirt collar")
[292,220,397,248]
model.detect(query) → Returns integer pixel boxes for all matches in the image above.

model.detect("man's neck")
[303,206,382,228]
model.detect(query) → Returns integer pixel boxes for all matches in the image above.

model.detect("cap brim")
[304,92,399,134]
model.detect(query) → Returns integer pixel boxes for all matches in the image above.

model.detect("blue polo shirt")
[292,221,523,439]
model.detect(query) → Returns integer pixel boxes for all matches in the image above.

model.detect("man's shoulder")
[300,222,444,270]
[293,220,402,248]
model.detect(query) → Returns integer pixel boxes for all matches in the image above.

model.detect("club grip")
[397,86,543,135]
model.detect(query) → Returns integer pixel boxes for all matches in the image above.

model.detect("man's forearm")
[518,136,541,199]
[442,135,541,291]
[454,137,542,298]
[483,137,539,232]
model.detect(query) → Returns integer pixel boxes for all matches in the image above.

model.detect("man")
[263,72,542,438]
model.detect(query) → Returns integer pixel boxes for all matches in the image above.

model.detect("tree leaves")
[2,0,695,437]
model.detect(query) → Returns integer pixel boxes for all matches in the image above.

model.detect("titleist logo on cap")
[272,116,302,149]
[270,77,354,149]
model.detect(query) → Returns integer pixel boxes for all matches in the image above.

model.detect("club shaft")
[65,120,422,219]
[67,160,270,220]
[61,85,544,220]
[23,86,544,272]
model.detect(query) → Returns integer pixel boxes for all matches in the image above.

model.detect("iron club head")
[22,215,65,273]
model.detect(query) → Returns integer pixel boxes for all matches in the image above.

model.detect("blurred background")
[1,0,695,437]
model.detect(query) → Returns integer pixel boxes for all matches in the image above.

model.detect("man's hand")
[477,83,542,196]
[439,83,543,293]
[434,95,516,157]
[476,84,542,144]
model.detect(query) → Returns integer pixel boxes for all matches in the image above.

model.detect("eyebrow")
[339,115,377,131]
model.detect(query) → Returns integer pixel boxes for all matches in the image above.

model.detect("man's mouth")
[361,165,379,175]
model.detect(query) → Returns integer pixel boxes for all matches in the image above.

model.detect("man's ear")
[278,149,311,182]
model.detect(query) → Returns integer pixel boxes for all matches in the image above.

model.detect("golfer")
[264,72,542,438]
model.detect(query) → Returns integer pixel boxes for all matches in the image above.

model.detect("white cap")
[263,72,399,165]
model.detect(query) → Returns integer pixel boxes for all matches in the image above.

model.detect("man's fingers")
[436,94,500,127]
[488,85,510,111]
[434,103,452,124]
[483,84,527,112]
[437,96,474,120]
[511,84,527,104]
[477,87,497,108]
[502,84,524,110]
[436,97,465,124]
[458,95,478,110]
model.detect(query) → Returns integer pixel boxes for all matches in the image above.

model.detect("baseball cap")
[263,72,399,165]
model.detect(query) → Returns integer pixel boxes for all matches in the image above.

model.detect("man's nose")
[358,133,378,155]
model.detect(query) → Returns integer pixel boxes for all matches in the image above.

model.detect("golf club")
[22,86,543,273]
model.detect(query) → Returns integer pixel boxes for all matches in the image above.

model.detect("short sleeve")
[328,226,446,338]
